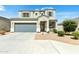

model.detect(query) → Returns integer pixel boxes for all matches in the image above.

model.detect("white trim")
[11,21,37,23]
[37,16,49,32]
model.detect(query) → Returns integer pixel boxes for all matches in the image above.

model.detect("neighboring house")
[72,17,79,31]
[0,16,10,32]
[57,17,79,31]
[10,9,57,32]
[57,23,63,31]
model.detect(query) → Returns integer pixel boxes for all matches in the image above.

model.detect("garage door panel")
[14,23,36,32]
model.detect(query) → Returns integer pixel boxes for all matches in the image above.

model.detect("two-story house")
[10,9,57,32]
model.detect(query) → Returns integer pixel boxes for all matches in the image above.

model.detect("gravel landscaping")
[35,32,79,45]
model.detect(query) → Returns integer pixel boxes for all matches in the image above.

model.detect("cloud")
[0,5,5,11]
[57,12,79,16]
[0,11,17,18]
[41,7,54,10]
[35,9,39,10]
[56,11,79,18]
[56,11,79,23]
[35,7,54,10]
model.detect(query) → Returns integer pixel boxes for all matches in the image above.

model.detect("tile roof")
[10,18,38,21]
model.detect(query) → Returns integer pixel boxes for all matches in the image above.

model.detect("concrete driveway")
[0,32,79,54]
[0,32,59,54]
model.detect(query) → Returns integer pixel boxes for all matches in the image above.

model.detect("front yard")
[35,32,79,45]
[35,20,79,45]
[0,32,79,54]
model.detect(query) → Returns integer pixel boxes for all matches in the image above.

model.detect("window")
[48,12,52,16]
[35,13,38,15]
[23,13,29,17]
[49,20,55,28]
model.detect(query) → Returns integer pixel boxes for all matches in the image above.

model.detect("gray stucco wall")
[0,17,10,32]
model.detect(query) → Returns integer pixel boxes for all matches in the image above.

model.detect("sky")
[0,5,79,23]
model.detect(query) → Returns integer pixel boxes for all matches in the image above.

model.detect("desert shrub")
[63,20,77,33]
[0,30,6,35]
[72,31,79,39]
[58,31,65,36]
[1,28,9,32]
[53,29,57,33]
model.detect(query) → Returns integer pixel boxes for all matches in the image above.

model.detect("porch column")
[55,21,58,30]
[46,21,49,32]
[36,21,40,32]
[10,21,15,32]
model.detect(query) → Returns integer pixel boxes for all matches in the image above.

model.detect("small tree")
[63,20,77,33]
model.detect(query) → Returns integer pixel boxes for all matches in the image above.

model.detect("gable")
[38,16,49,21]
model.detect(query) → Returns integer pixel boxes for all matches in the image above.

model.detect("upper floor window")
[48,12,52,16]
[22,13,29,17]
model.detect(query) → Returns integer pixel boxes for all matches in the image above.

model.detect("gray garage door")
[14,23,36,32]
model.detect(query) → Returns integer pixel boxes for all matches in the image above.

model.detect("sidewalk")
[51,40,79,54]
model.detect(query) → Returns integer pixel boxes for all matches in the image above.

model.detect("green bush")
[72,31,79,39]
[63,20,77,32]
[53,29,57,33]
[58,31,65,36]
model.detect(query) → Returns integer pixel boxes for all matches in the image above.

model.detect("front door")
[40,21,46,32]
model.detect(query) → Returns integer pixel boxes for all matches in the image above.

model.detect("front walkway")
[52,40,79,54]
